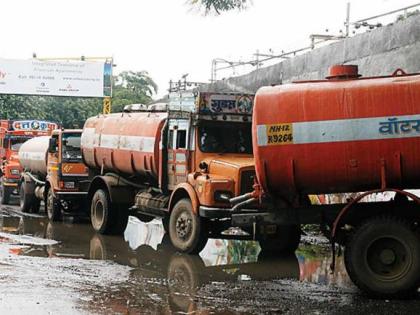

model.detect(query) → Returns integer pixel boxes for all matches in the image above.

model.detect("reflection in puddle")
[0,213,353,313]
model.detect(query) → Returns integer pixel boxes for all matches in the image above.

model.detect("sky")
[0,0,418,98]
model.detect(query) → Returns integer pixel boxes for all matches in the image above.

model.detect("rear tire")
[20,182,33,213]
[344,216,420,298]
[259,225,301,254]
[90,189,128,235]
[1,185,11,205]
[46,188,61,221]
[169,199,208,254]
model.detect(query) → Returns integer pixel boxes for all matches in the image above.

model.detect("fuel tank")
[18,136,50,176]
[81,111,167,179]
[253,66,420,195]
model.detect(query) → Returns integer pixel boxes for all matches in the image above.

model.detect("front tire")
[169,199,208,254]
[344,216,420,298]
[46,188,61,221]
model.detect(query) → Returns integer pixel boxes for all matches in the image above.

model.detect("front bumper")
[2,178,19,194]
[55,191,88,201]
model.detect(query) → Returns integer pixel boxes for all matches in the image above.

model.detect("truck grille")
[240,170,256,194]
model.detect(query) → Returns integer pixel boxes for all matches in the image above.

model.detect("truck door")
[167,119,191,190]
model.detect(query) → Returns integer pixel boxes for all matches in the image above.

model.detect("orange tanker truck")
[229,65,420,297]
[81,91,258,253]
[18,129,89,219]
[0,120,58,204]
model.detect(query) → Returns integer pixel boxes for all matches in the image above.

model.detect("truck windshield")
[9,137,31,151]
[62,133,82,162]
[198,122,252,154]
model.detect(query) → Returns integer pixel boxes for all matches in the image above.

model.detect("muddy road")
[1,201,420,314]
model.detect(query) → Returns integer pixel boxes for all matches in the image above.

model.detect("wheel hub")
[379,248,396,265]
[366,236,411,281]
[176,213,192,239]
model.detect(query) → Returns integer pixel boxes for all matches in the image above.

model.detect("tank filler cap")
[326,65,361,80]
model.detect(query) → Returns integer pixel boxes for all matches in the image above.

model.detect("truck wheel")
[169,199,208,254]
[1,185,11,205]
[345,216,420,298]
[20,182,33,213]
[91,189,113,234]
[46,188,61,221]
[259,225,301,254]
[90,189,128,235]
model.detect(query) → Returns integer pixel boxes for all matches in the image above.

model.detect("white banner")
[0,58,112,97]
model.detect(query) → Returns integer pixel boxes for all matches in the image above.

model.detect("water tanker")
[18,129,89,220]
[253,66,420,195]
[229,65,420,298]
[81,91,257,256]
[19,136,50,176]
[81,112,167,180]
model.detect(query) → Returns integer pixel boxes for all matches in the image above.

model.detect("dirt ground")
[1,201,420,314]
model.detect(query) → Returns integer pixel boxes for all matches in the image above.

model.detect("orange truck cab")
[0,120,58,204]
[18,129,89,220]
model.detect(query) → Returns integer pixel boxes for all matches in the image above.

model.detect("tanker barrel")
[18,136,50,176]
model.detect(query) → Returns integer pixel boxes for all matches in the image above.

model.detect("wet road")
[1,201,420,314]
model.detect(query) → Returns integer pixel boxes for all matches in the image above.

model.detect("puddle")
[0,214,349,287]
[3,206,419,314]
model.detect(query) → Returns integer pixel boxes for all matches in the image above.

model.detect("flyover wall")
[204,14,420,93]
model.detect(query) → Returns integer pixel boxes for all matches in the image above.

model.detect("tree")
[111,71,158,113]
[188,0,250,14]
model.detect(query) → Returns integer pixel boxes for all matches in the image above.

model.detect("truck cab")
[0,120,58,204]
[165,91,255,212]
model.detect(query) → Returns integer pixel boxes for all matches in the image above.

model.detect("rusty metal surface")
[253,72,420,196]
[81,112,168,178]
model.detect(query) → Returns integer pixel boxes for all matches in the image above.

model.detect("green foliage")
[188,0,250,14]
[0,71,157,128]
[111,71,157,113]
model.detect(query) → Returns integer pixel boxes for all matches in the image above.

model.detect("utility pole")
[103,97,111,114]
[345,2,351,37]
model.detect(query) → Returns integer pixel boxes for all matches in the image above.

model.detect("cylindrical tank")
[18,136,50,176]
[253,69,420,195]
[81,112,168,179]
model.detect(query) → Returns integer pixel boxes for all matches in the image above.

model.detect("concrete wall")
[203,14,420,93]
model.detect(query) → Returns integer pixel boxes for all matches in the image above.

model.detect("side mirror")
[48,138,57,153]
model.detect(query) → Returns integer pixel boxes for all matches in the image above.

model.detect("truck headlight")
[214,191,233,202]
[10,169,20,175]
[64,182,75,189]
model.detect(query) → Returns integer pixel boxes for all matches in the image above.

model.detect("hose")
[232,197,257,213]
[230,192,254,205]
[25,172,46,185]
